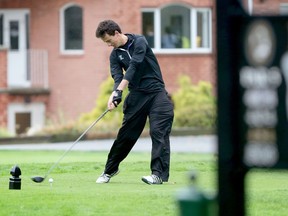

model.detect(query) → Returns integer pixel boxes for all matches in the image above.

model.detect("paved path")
[0,135,217,154]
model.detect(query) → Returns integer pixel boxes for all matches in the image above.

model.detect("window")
[16,112,31,135]
[161,6,190,49]
[280,4,288,15]
[60,4,83,54]
[9,21,19,50]
[8,103,45,136]
[0,14,3,45]
[142,12,155,48]
[196,10,210,48]
[142,5,212,53]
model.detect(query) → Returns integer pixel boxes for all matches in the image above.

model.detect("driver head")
[31,176,45,183]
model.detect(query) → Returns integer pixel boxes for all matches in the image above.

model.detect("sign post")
[217,0,288,215]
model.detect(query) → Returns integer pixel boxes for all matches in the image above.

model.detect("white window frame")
[141,5,212,54]
[193,8,212,52]
[59,3,84,55]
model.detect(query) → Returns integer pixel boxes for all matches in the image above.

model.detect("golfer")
[95,20,174,185]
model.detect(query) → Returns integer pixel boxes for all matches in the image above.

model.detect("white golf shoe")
[96,169,120,183]
[141,174,163,185]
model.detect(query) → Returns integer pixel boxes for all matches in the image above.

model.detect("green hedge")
[80,74,216,130]
[36,74,216,140]
[172,75,216,128]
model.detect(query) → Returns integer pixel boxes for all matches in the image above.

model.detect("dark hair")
[95,20,122,38]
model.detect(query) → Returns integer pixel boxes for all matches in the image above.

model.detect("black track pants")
[104,90,174,181]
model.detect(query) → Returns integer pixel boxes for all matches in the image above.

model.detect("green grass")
[246,169,288,216]
[0,151,216,216]
[0,150,288,216]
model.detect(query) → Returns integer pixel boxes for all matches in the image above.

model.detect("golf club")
[31,109,109,183]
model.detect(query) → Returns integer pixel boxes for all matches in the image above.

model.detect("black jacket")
[110,34,165,93]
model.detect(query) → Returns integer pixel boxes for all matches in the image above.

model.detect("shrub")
[35,76,126,140]
[0,127,12,138]
[81,74,216,131]
[36,74,216,140]
[172,75,216,128]
[78,76,127,133]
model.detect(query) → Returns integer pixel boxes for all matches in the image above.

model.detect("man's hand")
[107,79,128,110]
[112,89,123,107]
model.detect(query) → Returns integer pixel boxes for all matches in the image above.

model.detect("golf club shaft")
[43,109,109,179]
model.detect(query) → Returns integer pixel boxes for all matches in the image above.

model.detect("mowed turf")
[0,151,216,216]
[0,150,288,216]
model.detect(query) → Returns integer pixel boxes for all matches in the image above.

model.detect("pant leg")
[104,93,148,174]
[149,91,174,181]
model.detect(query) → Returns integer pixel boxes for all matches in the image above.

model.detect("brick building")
[0,0,286,135]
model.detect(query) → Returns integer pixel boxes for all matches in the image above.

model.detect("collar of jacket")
[116,34,134,51]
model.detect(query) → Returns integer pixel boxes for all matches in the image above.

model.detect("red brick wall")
[1,45,53,129]
[0,95,8,127]
[0,49,50,127]
[157,54,215,92]
[0,49,7,88]
[253,0,281,14]
[0,95,50,127]
[0,0,216,122]
[0,0,283,126]
[0,49,8,127]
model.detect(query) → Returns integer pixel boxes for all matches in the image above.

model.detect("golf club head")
[31,176,45,183]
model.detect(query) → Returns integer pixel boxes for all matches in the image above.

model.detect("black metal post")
[216,1,247,215]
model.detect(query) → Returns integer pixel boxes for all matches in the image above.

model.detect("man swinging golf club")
[95,20,174,185]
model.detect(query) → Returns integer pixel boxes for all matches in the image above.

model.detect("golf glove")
[112,89,122,107]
